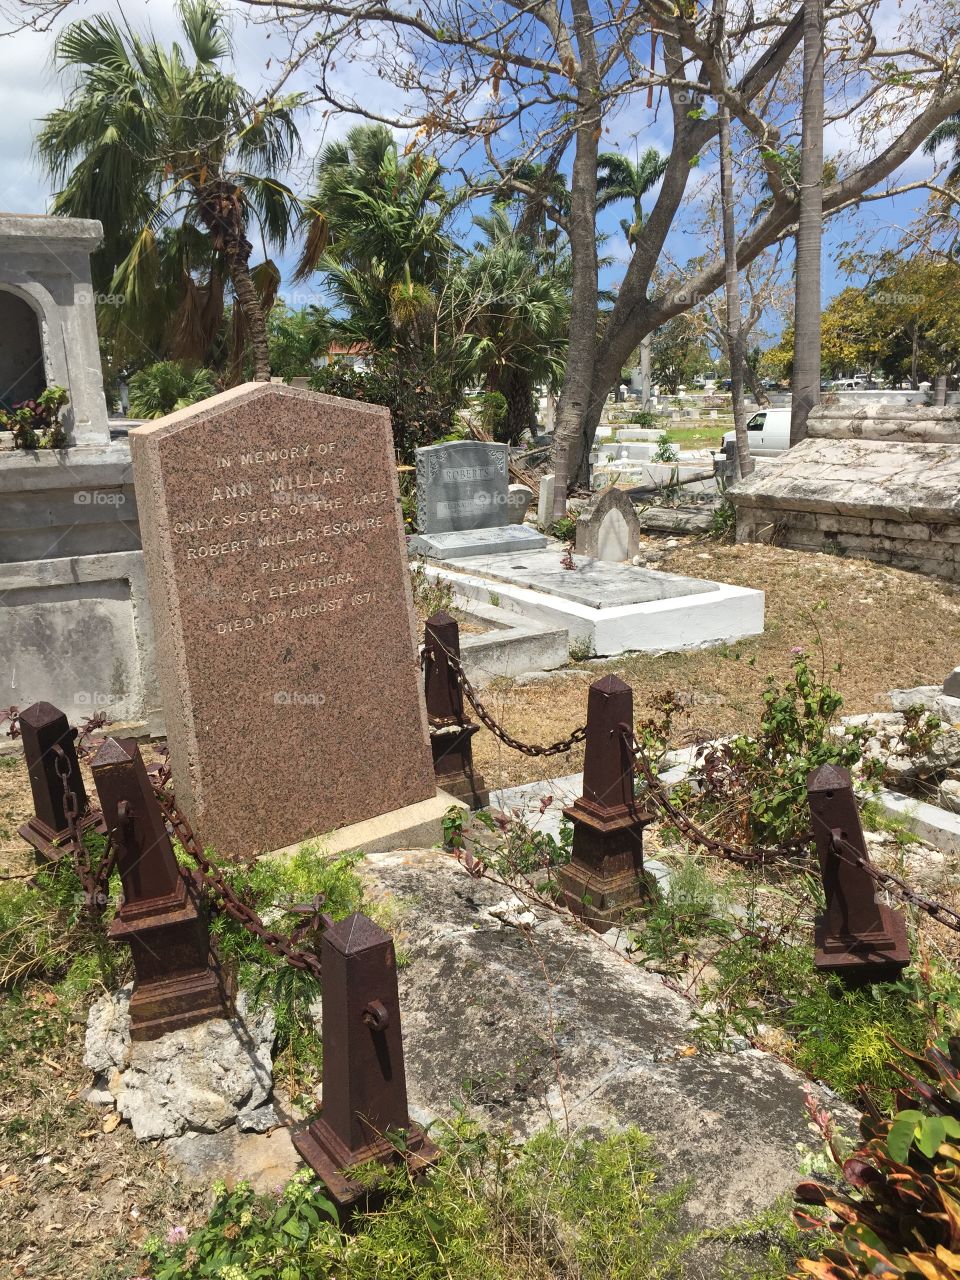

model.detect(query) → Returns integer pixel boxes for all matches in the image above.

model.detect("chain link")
[424,642,587,758]
[829,832,960,935]
[153,783,326,979]
[618,725,780,866]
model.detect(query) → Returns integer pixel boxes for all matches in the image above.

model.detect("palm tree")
[296,125,451,352]
[454,209,570,440]
[923,114,960,184]
[36,0,304,381]
[596,147,669,248]
[128,360,216,417]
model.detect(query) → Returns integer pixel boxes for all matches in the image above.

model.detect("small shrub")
[653,431,680,463]
[410,559,455,619]
[627,409,658,427]
[144,1123,698,1280]
[709,497,737,542]
[3,385,69,449]
[128,361,216,418]
[549,515,577,541]
[695,649,866,847]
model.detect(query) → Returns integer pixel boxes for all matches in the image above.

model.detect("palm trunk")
[718,90,754,478]
[228,255,271,382]
[790,0,825,445]
[196,181,271,382]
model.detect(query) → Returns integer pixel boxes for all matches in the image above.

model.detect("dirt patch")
[471,539,960,790]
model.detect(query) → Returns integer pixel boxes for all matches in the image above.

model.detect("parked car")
[720,407,791,458]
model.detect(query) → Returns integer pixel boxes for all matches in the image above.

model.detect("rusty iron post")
[808,763,910,984]
[423,611,489,809]
[91,736,233,1039]
[558,675,654,931]
[293,912,438,1214]
[17,701,105,861]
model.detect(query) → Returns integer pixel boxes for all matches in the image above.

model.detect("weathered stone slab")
[357,850,856,1240]
[130,383,436,857]
[536,473,556,527]
[575,486,641,561]
[408,524,548,559]
[415,440,509,534]
[458,548,719,608]
[506,483,534,524]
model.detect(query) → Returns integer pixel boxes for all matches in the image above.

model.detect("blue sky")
[0,0,940,339]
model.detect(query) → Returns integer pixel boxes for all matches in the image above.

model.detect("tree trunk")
[742,357,769,406]
[552,9,602,520]
[789,0,825,445]
[717,85,754,478]
[488,366,534,441]
[228,255,271,382]
[640,334,652,407]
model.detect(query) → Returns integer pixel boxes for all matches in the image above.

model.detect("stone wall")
[730,406,960,582]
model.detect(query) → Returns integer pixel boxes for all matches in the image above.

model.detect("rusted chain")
[154,785,326,979]
[830,831,960,935]
[52,744,116,914]
[618,724,793,867]
[423,641,587,758]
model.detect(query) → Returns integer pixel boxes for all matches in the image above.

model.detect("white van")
[721,408,791,459]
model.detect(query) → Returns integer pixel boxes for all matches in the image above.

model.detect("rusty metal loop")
[828,831,960,935]
[362,999,390,1031]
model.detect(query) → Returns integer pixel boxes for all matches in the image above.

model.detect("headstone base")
[270,789,468,859]
[292,1117,438,1218]
[813,907,910,986]
[408,525,548,559]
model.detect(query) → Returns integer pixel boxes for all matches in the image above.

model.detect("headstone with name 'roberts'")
[129,383,437,858]
[408,439,547,560]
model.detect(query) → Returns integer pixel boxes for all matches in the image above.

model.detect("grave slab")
[417,553,764,656]
[130,383,436,858]
[408,524,548,559]
[356,850,857,1247]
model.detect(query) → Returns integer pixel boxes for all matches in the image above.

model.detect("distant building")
[320,341,370,370]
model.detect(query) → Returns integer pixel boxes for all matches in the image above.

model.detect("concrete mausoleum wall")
[0,214,158,726]
[730,404,960,582]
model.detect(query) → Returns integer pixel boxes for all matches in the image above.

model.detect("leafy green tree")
[266,304,334,381]
[36,0,303,380]
[652,313,714,394]
[128,361,216,417]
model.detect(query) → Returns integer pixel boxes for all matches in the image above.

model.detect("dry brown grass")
[472,539,960,791]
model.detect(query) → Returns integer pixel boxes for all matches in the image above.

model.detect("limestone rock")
[940,779,960,814]
[887,686,960,723]
[84,985,277,1141]
[356,849,858,1237]
[842,711,960,780]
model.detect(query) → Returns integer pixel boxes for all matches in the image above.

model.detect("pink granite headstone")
[129,383,436,857]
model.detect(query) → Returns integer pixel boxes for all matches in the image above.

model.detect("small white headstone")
[537,473,556,527]
[596,509,630,562]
